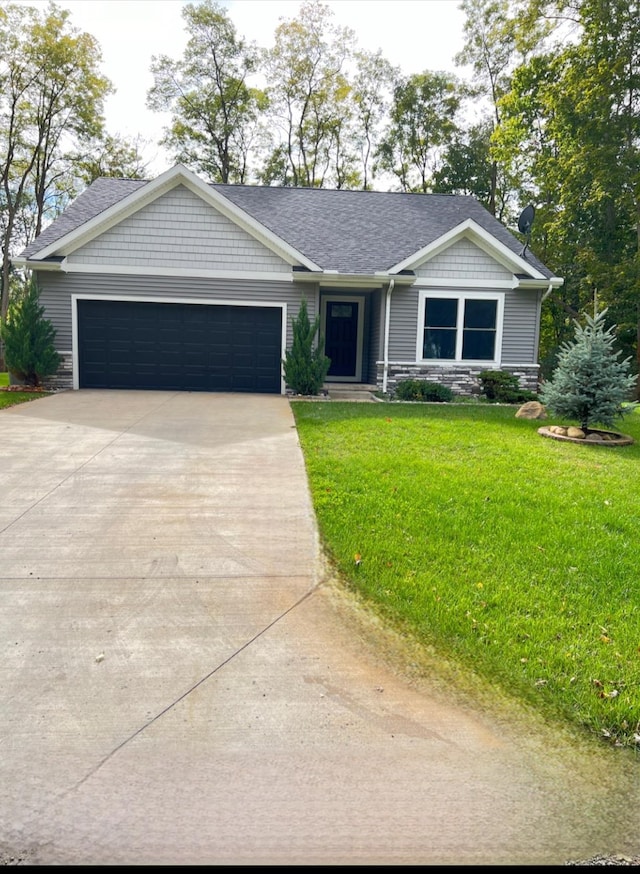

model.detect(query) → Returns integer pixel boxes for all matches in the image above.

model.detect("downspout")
[541,280,554,302]
[382,278,395,395]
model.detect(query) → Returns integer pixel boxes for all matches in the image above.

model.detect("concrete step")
[323,383,378,401]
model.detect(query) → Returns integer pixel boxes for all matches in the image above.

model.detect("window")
[419,292,502,363]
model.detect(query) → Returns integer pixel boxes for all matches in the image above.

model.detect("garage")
[77,298,283,393]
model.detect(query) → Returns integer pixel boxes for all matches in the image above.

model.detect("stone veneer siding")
[44,352,73,390]
[377,363,540,397]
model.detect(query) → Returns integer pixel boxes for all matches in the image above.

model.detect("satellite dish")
[517,204,535,257]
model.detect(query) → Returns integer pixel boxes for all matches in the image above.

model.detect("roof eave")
[293,270,416,288]
[11,257,63,272]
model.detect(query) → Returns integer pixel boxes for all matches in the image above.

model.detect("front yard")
[292,399,640,750]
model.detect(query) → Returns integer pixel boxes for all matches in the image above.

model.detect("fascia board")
[11,257,61,271]
[515,276,564,290]
[390,218,547,281]
[28,164,322,272]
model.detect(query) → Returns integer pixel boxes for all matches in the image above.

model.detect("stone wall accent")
[377,363,540,398]
[45,353,73,390]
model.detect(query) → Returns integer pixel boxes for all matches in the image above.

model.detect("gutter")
[382,278,395,395]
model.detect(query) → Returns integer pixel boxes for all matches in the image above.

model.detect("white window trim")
[416,289,504,366]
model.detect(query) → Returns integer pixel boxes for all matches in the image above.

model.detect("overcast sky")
[20,0,469,175]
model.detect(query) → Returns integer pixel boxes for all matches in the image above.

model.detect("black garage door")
[78,299,282,393]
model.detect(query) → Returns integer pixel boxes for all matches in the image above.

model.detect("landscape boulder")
[515,401,546,419]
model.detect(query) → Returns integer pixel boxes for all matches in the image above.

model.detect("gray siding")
[367,288,383,384]
[502,288,541,364]
[388,283,539,364]
[37,272,313,353]
[67,184,290,273]
[414,238,512,282]
[388,286,420,360]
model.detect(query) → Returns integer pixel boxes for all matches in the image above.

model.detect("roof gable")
[24,164,322,271]
[391,218,547,281]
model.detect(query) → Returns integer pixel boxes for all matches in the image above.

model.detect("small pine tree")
[0,278,61,386]
[283,298,330,395]
[539,307,637,431]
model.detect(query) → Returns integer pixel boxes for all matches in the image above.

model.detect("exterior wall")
[379,237,542,395]
[67,184,290,274]
[36,271,315,390]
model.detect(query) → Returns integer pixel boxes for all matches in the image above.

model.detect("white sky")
[19,0,468,175]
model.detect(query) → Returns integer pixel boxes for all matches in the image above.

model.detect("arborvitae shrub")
[282,298,330,395]
[1,278,61,386]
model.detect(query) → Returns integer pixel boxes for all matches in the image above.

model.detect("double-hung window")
[418,291,503,363]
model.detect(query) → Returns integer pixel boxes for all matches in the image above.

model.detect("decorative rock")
[515,401,546,419]
[538,426,634,446]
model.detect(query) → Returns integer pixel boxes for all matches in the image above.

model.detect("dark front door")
[324,300,359,378]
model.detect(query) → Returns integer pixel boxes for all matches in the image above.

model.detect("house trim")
[31,261,294,283]
[415,288,505,367]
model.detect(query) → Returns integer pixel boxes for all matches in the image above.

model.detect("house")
[13,164,563,396]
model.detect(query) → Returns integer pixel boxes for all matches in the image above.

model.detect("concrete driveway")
[0,390,638,865]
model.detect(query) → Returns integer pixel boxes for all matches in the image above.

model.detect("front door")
[323,298,363,380]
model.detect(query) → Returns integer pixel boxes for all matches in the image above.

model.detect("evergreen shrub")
[539,308,637,431]
[0,278,61,386]
[282,298,330,395]
[479,370,537,403]
[394,379,454,402]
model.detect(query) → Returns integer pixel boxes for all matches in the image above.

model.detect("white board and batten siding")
[387,238,541,366]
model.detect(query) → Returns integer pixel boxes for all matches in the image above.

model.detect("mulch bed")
[0,385,50,393]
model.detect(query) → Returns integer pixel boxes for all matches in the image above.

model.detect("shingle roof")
[20,174,556,279]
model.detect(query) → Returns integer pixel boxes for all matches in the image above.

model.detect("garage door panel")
[78,299,282,393]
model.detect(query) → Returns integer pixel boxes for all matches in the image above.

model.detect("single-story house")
[14,163,563,396]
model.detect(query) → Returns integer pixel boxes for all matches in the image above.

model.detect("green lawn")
[292,399,640,750]
[0,372,51,409]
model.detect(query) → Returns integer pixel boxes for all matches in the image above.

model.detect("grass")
[0,372,51,409]
[291,399,640,750]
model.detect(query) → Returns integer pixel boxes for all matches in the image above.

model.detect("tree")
[351,50,399,190]
[432,120,496,209]
[0,277,61,386]
[455,0,550,216]
[376,71,463,193]
[283,298,330,395]
[0,1,111,327]
[73,133,150,186]
[539,308,637,431]
[147,0,265,183]
[261,0,356,188]
[494,0,640,386]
